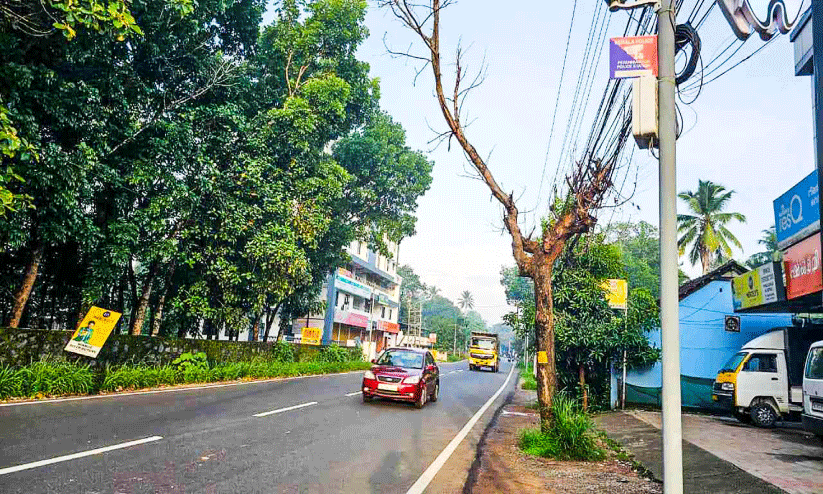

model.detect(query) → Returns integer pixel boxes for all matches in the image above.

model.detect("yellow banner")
[302,327,322,346]
[65,306,121,358]
[602,279,628,310]
[732,269,764,310]
[537,351,548,364]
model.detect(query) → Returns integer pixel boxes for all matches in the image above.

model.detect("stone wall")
[0,328,361,368]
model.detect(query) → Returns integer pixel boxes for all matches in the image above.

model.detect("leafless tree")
[379,0,626,430]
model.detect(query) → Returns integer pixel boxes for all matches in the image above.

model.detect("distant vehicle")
[362,347,439,408]
[802,340,823,439]
[469,332,499,372]
[713,326,822,427]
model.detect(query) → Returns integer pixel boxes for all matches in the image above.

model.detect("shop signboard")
[65,307,122,358]
[784,234,823,299]
[333,309,369,328]
[378,321,399,334]
[301,327,322,346]
[335,272,372,299]
[717,0,805,41]
[731,262,785,310]
[429,333,437,343]
[377,293,390,305]
[774,169,819,250]
[609,36,658,79]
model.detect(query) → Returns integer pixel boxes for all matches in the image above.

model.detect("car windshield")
[806,348,823,379]
[376,350,424,369]
[472,338,495,349]
[719,352,747,373]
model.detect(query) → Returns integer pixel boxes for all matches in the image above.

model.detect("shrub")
[316,345,351,363]
[19,361,96,397]
[172,352,208,372]
[519,393,605,461]
[270,341,295,363]
[0,365,23,399]
[520,370,537,391]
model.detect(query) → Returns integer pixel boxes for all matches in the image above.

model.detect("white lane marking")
[0,436,163,476]
[346,391,362,396]
[502,410,537,417]
[253,401,317,417]
[448,371,456,374]
[406,365,515,494]
[457,370,464,373]
[0,370,367,408]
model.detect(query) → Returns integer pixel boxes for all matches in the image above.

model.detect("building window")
[381,306,386,318]
[388,309,392,320]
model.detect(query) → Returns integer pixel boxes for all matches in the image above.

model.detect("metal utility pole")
[814,1,823,252]
[658,1,683,492]
[367,293,374,360]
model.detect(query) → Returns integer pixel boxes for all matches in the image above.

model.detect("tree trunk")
[579,363,588,411]
[130,262,159,336]
[700,246,711,275]
[8,239,44,328]
[533,262,558,432]
[251,313,261,341]
[151,263,176,337]
[127,258,139,331]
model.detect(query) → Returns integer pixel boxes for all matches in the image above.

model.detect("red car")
[362,347,440,408]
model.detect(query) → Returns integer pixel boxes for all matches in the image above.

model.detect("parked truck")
[713,326,823,427]
[469,331,499,372]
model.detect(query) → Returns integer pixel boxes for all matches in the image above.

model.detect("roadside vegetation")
[519,393,605,461]
[0,345,368,400]
[520,366,537,391]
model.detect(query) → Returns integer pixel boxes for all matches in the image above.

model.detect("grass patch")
[519,393,605,461]
[0,354,371,400]
[520,369,537,390]
[446,354,464,362]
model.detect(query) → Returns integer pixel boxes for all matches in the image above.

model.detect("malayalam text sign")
[732,262,784,310]
[302,327,322,346]
[602,279,628,310]
[65,307,121,358]
[784,234,823,299]
[610,36,658,79]
[774,169,819,250]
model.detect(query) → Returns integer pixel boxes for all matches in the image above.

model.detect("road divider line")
[406,365,515,494]
[0,436,163,476]
[253,401,317,417]
[345,391,362,396]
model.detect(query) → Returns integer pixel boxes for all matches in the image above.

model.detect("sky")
[266,1,816,326]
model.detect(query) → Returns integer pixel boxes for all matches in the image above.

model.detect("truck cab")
[802,341,823,438]
[469,332,499,372]
[713,327,820,427]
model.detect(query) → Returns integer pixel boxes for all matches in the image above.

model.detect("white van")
[802,340,823,438]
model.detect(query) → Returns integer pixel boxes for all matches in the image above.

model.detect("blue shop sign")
[774,170,820,250]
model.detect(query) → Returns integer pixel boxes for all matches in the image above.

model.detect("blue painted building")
[613,261,794,409]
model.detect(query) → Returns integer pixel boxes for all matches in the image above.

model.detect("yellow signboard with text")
[65,306,121,358]
[602,279,628,310]
[302,327,322,346]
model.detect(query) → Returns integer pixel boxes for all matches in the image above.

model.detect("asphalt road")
[0,360,517,494]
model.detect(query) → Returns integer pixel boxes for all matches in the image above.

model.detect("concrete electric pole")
[657,1,684,492]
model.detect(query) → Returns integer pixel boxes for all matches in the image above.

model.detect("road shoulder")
[467,385,660,494]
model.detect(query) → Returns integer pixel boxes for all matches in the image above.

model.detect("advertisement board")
[601,279,628,310]
[609,36,658,79]
[784,234,823,299]
[333,309,369,328]
[301,327,322,346]
[774,169,819,250]
[378,320,399,334]
[65,307,122,358]
[335,273,372,299]
[731,262,785,310]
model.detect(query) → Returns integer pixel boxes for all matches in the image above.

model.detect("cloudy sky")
[269,1,815,325]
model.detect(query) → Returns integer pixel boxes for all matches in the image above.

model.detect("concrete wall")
[0,328,361,368]
[622,280,793,408]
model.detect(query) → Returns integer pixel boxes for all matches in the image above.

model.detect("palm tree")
[677,180,746,274]
[458,290,474,312]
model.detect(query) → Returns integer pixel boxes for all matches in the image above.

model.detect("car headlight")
[721,382,734,391]
[403,375,420,385]
[364,370,375,380]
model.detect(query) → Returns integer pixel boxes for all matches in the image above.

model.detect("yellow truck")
[469,331,499,372]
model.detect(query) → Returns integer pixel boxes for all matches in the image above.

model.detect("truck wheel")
[750,402,778,428]
[733,411,752,424]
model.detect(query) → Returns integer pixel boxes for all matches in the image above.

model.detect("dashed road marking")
[0,436,164,476]
[346,391,362,396]
[253,401,318,418]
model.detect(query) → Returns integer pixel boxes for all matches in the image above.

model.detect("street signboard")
[602,279,628,309]
[784,234,823,299]
[65,306,121,358]
[609,36,658,79]
[301,327,322,345]
[717,0,805,41]
[774,169,819,250]
[731,262,786,310]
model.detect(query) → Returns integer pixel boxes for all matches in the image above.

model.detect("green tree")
[458,290,474,311]
[745,226,780,269]
[603,221,660,297]
[677,180,746,275]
